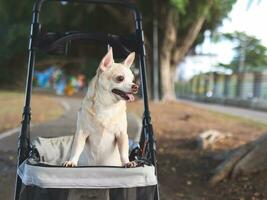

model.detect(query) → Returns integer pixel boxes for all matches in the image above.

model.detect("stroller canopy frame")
[14,0,159,200]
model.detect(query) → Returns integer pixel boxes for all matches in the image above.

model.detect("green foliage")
[205,0,236,29]
[0,1,31,59]
[169,0,188,14]
[0,0,236,87]
[219,32,267,72]
[167,0,237,47]
[188,0,237,48]
[0,1,127,86]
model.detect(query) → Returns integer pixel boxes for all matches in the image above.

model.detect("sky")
[222,0,267,46]
[203,0,267,63]
[179,0,267,80]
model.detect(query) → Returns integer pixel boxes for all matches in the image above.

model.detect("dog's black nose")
[132,84,139,94]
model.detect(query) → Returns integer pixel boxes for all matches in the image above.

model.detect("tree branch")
[172,0,213,65]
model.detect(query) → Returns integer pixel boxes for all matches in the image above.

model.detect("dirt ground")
[1,100,267,200]
[128,101,267,200]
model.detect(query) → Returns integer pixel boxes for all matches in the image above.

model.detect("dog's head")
[97,47,139,102]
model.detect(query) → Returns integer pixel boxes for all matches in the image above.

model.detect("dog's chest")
[81,102,126,135]
[94,101,126,127]
[82,106,126,165]
[97,109,123,128]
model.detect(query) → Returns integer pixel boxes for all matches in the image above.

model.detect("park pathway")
[0,97,81,200]
[178,98,267,124]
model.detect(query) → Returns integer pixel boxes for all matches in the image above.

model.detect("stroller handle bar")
[33,0,142,20]
[14,1,159,200]
[30,0,148,116]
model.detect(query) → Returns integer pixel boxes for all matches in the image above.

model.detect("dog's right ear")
[123,52,135,68]
[99,47,114,71]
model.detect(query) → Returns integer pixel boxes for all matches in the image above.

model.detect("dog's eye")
[116,75,125,82]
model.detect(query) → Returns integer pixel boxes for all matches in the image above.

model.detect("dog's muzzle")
[131,84,139,94]
[112,87,138,102]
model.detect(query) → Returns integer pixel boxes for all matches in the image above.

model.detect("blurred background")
[1,0,267,200]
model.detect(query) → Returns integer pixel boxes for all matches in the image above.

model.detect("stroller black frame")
[14,1,159,200]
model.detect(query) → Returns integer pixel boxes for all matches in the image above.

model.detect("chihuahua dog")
[64,48,138,168]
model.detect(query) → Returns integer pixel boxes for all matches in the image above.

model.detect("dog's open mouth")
[112,89,135,102]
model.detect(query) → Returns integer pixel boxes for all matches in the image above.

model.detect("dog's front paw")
[124,161,138,168]
[63,160,77,167]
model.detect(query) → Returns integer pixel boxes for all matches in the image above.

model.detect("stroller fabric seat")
[18,161,156,189]
[17,136,157,200]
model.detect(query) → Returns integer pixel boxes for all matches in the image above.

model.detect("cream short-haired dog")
[64,47,138,167]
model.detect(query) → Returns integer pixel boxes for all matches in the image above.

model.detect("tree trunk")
[159,7,178,101]
[4,53,27,88]
[204,74,210,96]
[172,13,208,64]
[210,134,267,186]
[236,72,244,98]
[170,64,177,97]
[160,57,173,100]
[223,74,230,97]
[253,72,262,98]
[159,1,213,101]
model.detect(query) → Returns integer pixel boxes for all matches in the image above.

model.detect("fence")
[176,71,267,110]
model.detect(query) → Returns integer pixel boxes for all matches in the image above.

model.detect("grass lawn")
[0,91,64,133]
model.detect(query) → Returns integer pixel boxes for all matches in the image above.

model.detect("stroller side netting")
[18,136,157,200]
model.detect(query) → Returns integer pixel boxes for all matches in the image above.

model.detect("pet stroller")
[14,0,159,200]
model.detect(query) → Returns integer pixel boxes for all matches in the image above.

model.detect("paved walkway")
[0,97,81,199]
[178,98,267,124]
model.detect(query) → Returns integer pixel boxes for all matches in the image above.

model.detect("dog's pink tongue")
[127,94,135,102]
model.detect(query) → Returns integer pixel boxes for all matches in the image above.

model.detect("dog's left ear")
[99,47,114,71]
[123,52,135,68]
